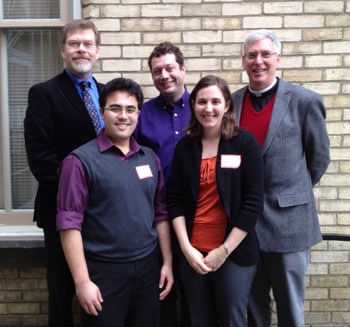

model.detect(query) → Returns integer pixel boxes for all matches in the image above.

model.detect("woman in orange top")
[167,75,264,327]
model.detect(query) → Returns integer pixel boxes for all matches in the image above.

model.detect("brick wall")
[1,0,349,326]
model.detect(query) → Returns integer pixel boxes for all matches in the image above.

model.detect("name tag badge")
[221,154,241,169]
[136,164,154,179]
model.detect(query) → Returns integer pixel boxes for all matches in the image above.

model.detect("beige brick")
[0,268,18,279]
[320,199,350,212]
[99,45,121,59]
[305,55,342,68]
[343,135,350,146]
[329,238,350,253]
[330,262,350,275]
[202,17,240,30]
[326,14,350,27]
[186,58,222,71]
[311,251,349,263]
[305,312,332,324]
[102,59,142,72]
[141,4,181,17]
[301,82,340,95]
[20,267,46,279]
[282,69,322,82]
[314,186,338,200]
[285,15,324,28]
[101,32,141,45]
[311,299,350,312]
[143,32,181,44]
[101,5,139,18]
[340,161,350,173]
[223,3,262,16]
[327,121,350,135]
[303,28,343,41]
[22,315,48,327]
[339,187,350,199]
[330,288,350,299]
[0,290,21,302]
[279,56,303,69]
[305,287,329,300]
[122,45,153,59]
[162,18,201,31]
[202,44,241,57]
[264,2,303,14]
[4,279,39,291]
[307,263,329,275]
[318,213,337,225]
[183,31,222,43]
[183,4,221,16]
[92,18,120,32]
[342,83,350,93]
[121,18,161,31]
[243,16,283,29]
[82,4,100,18]
[332,312,350,324]
[323,95,350,107]
[324,41,350,54]
[283,42,322,55]
[7,303,40,314]
[311,276,349,287]
[305,1,344,13]
[338,213,350,226]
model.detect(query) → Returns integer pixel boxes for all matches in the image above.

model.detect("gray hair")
[243,29,281,55]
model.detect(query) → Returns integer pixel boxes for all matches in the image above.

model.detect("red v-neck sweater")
[239,92,276,148]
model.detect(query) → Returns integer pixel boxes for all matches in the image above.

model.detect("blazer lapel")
[58,71,96,135]
[261,80,290,155]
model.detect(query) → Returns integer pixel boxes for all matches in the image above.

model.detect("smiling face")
[60,28,100,80]
[101,91,140,148]
[150,53,186,104]
[193,85,229,137]
[242,37,281,91]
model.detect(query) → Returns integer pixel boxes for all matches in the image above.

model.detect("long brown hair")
[186,75,242,139]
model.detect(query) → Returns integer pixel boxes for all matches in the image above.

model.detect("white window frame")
[0,0,81,231]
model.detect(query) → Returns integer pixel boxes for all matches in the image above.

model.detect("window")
[0,0,81,225]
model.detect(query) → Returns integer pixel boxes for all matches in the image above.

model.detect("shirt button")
[174,113,178,117]
[175,131,179,135]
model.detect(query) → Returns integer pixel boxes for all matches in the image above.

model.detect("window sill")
[0,225,44,248]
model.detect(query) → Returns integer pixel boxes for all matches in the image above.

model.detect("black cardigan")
[167,130,264,266]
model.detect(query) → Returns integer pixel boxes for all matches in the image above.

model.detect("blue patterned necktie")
[80,81,101,135]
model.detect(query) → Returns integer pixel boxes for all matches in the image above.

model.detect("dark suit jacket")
[167,131,264,266]
[24,70,104,230]
[232,79,330,253]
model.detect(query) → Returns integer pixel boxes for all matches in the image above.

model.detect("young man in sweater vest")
[232,29,330,327]
[56,77,173,327]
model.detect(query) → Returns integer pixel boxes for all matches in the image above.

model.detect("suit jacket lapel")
[58,71,96,135]
[261,80,290,155]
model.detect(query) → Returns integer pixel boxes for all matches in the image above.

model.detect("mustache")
[72,54,90,60]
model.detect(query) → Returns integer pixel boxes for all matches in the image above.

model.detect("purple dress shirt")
[133,90,191,182]
[56,132,168,231]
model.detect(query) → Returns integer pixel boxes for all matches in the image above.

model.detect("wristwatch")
[222,243,232,256]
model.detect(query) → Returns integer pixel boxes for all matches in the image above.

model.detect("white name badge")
[136,164,154,179]
[221,154,241,169]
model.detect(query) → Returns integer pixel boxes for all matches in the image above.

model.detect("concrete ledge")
[0,225,44,248]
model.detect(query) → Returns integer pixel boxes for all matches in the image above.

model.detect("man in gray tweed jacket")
[232,29,330,327]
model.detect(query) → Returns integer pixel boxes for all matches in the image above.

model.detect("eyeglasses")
[246,51,277,60]
[103,105,139,115]
[66,41,96,50]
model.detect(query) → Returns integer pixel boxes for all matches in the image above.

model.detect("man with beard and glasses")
[24,19,103,327]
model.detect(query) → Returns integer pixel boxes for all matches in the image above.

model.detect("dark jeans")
[178,253,256,327]
[81,248,160,327]
[44,228,75,327]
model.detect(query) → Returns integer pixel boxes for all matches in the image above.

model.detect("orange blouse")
[190,156,227,252]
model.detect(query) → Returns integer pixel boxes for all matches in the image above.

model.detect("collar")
[65,68,94,89]
[97,132,142,157]
[248,77,278,97]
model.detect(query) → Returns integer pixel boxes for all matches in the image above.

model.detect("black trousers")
[44,227,75,327]
[81,248,161,327]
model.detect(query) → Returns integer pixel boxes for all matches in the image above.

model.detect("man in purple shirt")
[134,42,191,327]
[57,77,173,327]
